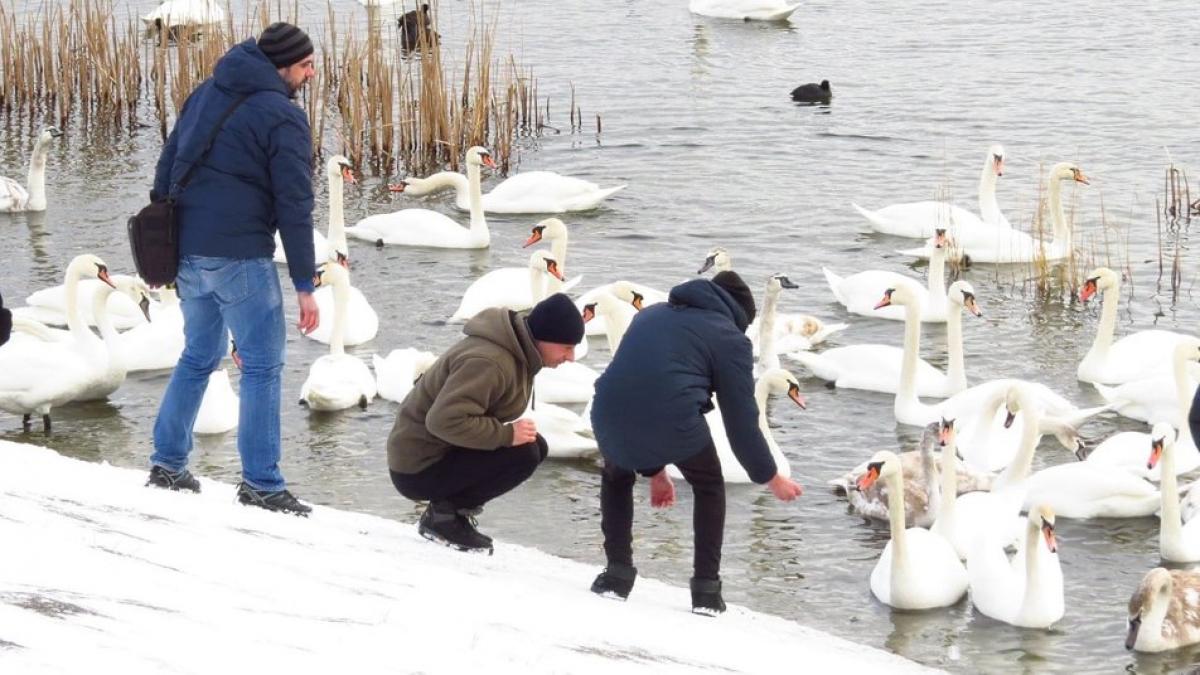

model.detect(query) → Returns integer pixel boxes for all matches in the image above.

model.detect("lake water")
[3,0,1200,672]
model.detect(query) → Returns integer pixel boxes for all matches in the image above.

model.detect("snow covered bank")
[0,441,939,674]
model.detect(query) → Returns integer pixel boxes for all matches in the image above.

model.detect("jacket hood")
[668,278,749,331]
[463,308,544,374]
[213,38,291,97]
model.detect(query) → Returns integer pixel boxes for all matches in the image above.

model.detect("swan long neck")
[327,171,346,256]
[1021,519,1046,611]
[64,266,91,344]
[928,246,947,306]
[979,156,1000,226]
[426,172,468,198]
[551,235,568,272]
[25,135,51,211]
[601,296,630,352]
[465,161,488,243]
[998,398,1039,488]
[1161,439,1183,550]
[922,446,941,519]
[1090,281,1119,358]
[945,298,966,392]
[1047,174,1071,248]
[885,468,909,572]
[759,288,780,371]
[895,298,924,411]
[529,264,548,304]
[1174,354,1196,449]
[329,274,350,356]
[939,440,958,521]
[754,377,779,455]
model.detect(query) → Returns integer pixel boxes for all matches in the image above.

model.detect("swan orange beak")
[787,383,807,410]
[546,260,565,281]
[388,181,407,193]
[993,155,1005,177]
[873,289,895,310]
[938,419,955,447]
[1073,168,1091,185]
[1080,278,1098,302]
[1148,438,1164,470]
[581,303,596,323]
[856,463,882,491]
[335,250,350,269]
[1042,520,1057,553]
[96,264,116,288]
[341,166,357,185]
[482,154,497,169]
[524,227,545,248]
[631,293,644,311]
[963,293,982,317]
[934,229,948,249]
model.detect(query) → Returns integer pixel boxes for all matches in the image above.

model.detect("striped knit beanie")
[258,22,313,69]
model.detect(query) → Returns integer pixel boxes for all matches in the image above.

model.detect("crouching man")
[387,293,584,554]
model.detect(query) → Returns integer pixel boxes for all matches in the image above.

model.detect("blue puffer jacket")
[590,278,777,484]
[153,38,315,292]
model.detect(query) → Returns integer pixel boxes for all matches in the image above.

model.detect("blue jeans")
[152,256,287,491]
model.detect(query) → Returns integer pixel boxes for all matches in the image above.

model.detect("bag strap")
[172,92,252,197]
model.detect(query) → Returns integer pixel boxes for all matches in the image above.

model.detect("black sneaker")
[146,465,201,493]
[591,563,637,600]
[418,501,493,554]
[235,482,312,517]
[690,577,726,616]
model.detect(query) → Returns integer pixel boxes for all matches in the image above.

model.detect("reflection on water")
[3,0,1200,672]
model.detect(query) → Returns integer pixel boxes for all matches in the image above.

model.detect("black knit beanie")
[711,271,756,326]
[258,22,314,69]
[526,293,585,345]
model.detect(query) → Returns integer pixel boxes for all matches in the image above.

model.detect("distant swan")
[689,0,803,21]
[0,126,62,212]
[394,168,624,214]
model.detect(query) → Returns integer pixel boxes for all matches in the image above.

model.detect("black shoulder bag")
[128,93,250,286]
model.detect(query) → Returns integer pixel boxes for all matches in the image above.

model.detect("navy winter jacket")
[153,38,315,292]
[590,278,777,484]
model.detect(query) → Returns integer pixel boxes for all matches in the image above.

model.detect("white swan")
[16,274,151,330]
[852,144,1009,238]
[750,273,847,363]
[1084,339,1200,479]
[530,401,599,459]
[898,162,1089,264]
[273,229,329,266]
[194,368,238,435]
[579,282,647,348]
[929,417,1020,560]
[117,286,184,372]
[1148,424,1200,562]
[521,216,590,357]
[72,275,153,401]
[689,0,802,21]
[823,229,953,322]
[577,280,666,337]
[1021,445,1160,520]
[667,368,805,483]
[346,146,492,249]
[274,154,353,266]
[697,247,733,274]
[1126,568,1200,653]
[1094,361,1200,424]
[1077,267,1193,384]
[967,505,1065,628]
[394,168,624,214]
[938,387,1045,559]
[373,348,438,403]
[0,254,114,430]
[142,0,224,30]
[0,126,61,212]
[858,450,967,610]
[450,250,573,323]
[299,263,377,411]
[790,279,977,397]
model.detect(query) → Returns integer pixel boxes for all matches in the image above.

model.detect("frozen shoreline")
[0,440,940,674]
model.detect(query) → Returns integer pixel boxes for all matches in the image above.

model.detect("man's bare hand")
[650,469,676,508]
[767,473,803,501]
[297,291,319,335]
[512,418,538,445]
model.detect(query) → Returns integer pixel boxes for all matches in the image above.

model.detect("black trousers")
[390,435,548,511]
[600,442,725,580]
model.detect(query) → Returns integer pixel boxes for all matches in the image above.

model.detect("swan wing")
[450,267,537,322]
[0,176,27,211]
[1023,463,1159,518]
[347,209,483,249]
[301,354,376,411]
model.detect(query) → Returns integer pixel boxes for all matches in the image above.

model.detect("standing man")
[387,293,585,555]
[589,271,804,615]
[146,23,319,516]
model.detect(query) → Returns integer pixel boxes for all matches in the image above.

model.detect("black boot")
[146,465,201,493]
[236,482,312,517]
[591,563,637,600]
[690,577,726,616]
[418,501,493,554]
